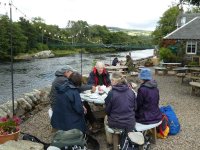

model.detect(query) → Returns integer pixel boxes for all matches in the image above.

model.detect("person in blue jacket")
[51,72,86,133]
[136,68,162,124]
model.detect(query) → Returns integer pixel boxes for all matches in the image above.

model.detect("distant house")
[163,13,200,65]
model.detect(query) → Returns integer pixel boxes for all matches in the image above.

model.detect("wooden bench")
[135,121,162,144]
[186,75,200,82]
[104,123,122,150]
[189,81,200,96]
[154,67,167,75]
[176,73,186,83]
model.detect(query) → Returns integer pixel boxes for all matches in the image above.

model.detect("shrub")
[159,47,180,62]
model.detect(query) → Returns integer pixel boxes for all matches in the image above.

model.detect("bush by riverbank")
[1,48,118,62]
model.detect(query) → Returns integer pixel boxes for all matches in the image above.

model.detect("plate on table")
[94,99,105,104]
[83,90,91,94]
[89,93,99,99]
[100,93,107,99]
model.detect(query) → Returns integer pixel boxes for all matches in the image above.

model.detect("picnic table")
[154,66,168,75]
[173,67,189,73]
[105,65,128,74]
[189,81,200,96]
[80,86,111,119]
[161,63,182,73]
[188,67,200,72]
[80,86,111,105]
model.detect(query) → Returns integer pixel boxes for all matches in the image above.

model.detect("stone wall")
[0,86,51,118]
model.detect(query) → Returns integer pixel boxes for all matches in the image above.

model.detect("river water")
[0,49,154,104]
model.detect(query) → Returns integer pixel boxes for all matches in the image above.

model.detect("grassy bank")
[3,48,122,62]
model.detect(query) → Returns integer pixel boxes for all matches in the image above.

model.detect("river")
[0,49,154,104]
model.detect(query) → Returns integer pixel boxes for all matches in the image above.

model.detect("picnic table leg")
[163,70,167,75]
[113,134,119,150]
[191,86,194,96]
[151,128,157,144]
[181,76,184,83]
[155,69,158,75]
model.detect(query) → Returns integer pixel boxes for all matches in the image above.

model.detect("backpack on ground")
[51,129,87,149]
[156,114,169,139]
[160,105,180,135]
[86,134,100,150]
[119,129,145,150]
[21,132,50,150]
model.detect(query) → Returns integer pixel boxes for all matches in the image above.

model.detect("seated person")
[49,66,99,133]
[112,57,119,66]
[51,72,86,133]
[125,55,135,73]
[105,71,137,131]
[88,61,111,87]
[136,68,162,124]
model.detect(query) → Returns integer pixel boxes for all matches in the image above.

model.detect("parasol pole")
[9,0,15,116]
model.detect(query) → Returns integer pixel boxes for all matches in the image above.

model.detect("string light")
[0,1,65,43]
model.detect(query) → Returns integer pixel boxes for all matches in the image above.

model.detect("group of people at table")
[49,60,162,146]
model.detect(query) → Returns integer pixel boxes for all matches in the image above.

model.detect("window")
[186,41,197,54]
[181,17,186,26]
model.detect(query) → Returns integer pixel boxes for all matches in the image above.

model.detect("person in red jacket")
[87,61,111,87]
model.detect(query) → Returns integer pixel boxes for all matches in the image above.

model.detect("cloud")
[0,0,178,31]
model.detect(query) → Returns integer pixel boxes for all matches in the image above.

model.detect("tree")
[18,17,38,52]
[152,6,180,46]
[185,0,200,6]
[0,15,10,57]
[67,20,89,44]
[0,15,26,57]
[12,22,27,55]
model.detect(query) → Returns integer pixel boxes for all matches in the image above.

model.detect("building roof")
[164,17,200,40]
[176,13,200,27]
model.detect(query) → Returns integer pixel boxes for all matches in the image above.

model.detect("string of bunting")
[0,1,100,44]
[0,1,67,43]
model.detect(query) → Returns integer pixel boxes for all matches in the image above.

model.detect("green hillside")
[107,27,152,36]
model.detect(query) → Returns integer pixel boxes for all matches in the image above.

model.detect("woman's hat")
[138,68,152,80]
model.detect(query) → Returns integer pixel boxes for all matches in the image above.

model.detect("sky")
[0,0,179,31]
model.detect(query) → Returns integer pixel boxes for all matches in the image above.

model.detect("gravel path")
[20,74,200,150]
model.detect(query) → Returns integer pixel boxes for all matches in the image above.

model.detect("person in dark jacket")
[125,55,135,73]
[104,72,136,145]
[51,72,86,132]
[105,71,137,131]
[49,66,76,109]
[49,66,99,133]
[87,61,111,87]
[112,57,119,66]
[136,68,162,124]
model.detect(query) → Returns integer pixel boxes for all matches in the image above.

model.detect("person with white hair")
[87,61,111,87]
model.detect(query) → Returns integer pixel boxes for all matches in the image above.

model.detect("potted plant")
[0,115,21,144]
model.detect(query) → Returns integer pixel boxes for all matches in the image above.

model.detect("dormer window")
[181,17,186,26]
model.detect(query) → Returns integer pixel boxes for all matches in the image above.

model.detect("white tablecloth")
[80,86,110,104]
